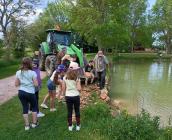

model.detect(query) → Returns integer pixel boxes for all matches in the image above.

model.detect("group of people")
[15,49,108,131]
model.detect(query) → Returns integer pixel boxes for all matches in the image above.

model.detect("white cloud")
[23,8,43,24]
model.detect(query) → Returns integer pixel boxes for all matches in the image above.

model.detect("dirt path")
[0,71,47,105]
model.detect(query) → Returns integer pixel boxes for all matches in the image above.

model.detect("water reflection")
[111,61,172,126]
[168,63,172,81]
[148,63,163,81]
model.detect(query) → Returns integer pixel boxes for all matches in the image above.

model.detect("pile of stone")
[99,88,110,102]
[80,84,97,108]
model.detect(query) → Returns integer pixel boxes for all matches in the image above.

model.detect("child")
[15,57,38,130]
[41,65,65,111]
[84,60,94,85]
[31,59,45,117]
[64,63,81,131]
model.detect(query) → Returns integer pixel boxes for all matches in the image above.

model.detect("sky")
[148,0,156,9]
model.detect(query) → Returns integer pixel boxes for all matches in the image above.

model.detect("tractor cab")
[46,29,72,46]
[45,29,72,54]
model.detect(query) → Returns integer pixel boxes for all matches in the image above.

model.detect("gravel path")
[0,71,47,105]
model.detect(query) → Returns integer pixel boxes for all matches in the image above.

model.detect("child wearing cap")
[41,64,65,111]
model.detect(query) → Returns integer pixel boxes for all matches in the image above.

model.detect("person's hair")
[89,60,93,63]
[20,57,32,71]
[53,71,60,85]
[66,69,78,81]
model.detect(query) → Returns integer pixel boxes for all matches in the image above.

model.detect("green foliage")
[83,102,111,121]
[160,127,172,140]
[0,59,20,79]
[151,0,172,53]
[69,0,130,49]
[0,59,20,67]
[0,0,40,59]
[81,102,163,140]
[13,0,154,54]
[100,110,160,140]
[0,48,4,58]
[7,18,28,58]
[66,0,153,52]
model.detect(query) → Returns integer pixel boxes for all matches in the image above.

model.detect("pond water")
[111,60,172,126]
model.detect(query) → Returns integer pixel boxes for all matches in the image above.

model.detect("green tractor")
[38,29,83,76]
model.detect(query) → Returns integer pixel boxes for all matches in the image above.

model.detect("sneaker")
[25,125,30,131]
[50,108,56,112]
[37,112,45,118]
[31,122,39,128]
[40,103,48,109]
[68,125,74,131]
[76,125,81,131]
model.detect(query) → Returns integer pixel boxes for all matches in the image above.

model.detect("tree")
[152,0,172,54]
[127,0,148,52]
[0,0,40,59]
[8,18,27,58]
[68,0,148,53]
[69,0,110,49]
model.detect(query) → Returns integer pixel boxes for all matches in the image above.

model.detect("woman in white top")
[15,57,38,131]
[64,64,81,131]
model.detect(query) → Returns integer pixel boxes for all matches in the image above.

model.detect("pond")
[111,60,172,126]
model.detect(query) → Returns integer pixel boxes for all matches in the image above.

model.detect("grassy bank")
[113,53,172,61]
[0,78,172,140]
[0,59,20,79]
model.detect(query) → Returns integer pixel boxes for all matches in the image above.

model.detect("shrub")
[83,103,161,140]
[103,110,161,140]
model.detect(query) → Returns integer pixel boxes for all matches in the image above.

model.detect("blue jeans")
[97,69,106,90]
[18,90,37,114]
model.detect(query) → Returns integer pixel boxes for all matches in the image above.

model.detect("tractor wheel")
[45,55,57,77]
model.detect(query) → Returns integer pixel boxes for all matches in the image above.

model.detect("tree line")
[0,0,172,59]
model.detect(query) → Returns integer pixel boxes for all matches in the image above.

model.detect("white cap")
[69,61,80,70]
